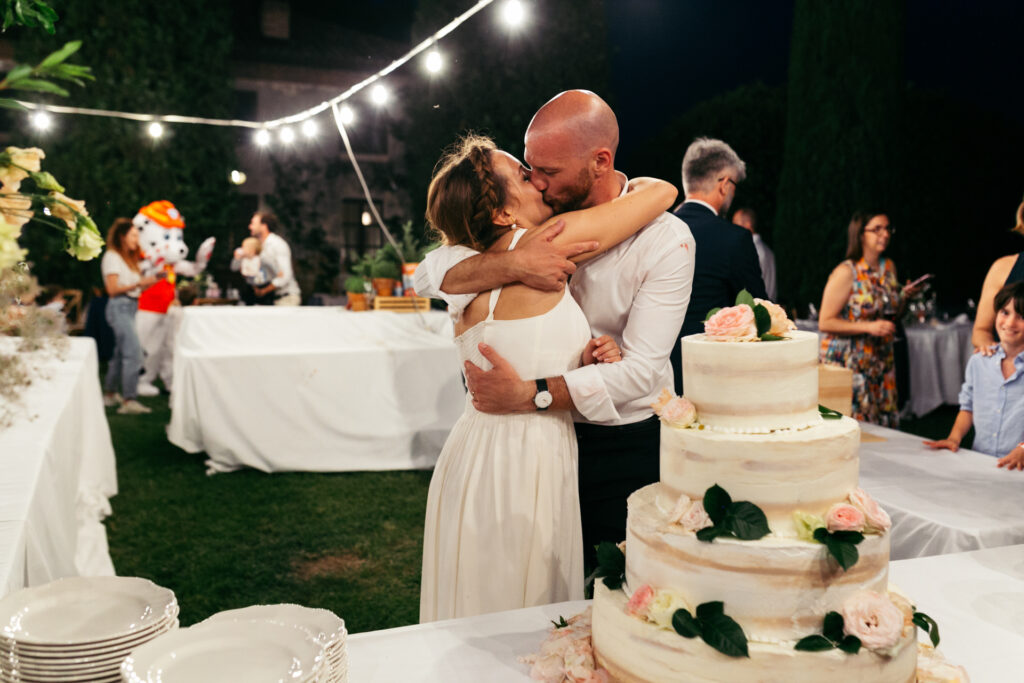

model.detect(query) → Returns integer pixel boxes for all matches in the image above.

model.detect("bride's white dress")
[419,229,590,622]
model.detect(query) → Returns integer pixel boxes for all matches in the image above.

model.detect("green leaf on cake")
[551,616,569,629]
[794,635,835,651]
[812,528,864,571]
[753,303,771,337]
[703,484,732,525]
[594,541,626,590]
[818,404,843,420]
[723,502,771,540]
[704,307,722,322]
[695,601,725,620]
[671,609,701,638]
[822,611,845,643]
[696,526,729,543]
[829,530,865,545]
[699,612,750,658]
[838,635,862,654]
[760,333,787,341]
[735,289,755,309]
[913,612,941,647]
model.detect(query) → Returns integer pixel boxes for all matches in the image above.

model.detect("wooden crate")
[818,363,853,417]
[372,296,431,312]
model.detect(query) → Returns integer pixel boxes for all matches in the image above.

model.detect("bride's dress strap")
[484,228,528,322]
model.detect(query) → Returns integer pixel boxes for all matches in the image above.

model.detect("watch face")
[535,391,553,409]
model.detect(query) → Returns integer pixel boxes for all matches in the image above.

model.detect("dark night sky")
[280,0,1024,155]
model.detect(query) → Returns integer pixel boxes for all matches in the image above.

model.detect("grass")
[103,392,432,631]
[102,385,958,632]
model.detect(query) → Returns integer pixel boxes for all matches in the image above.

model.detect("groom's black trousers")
[574,415,661,571]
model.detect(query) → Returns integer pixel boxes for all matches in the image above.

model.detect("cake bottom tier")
[592,583,917,683]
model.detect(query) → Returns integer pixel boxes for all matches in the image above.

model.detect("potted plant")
[394,221,440,296]
[345,275,368,311]
[370,255,401,296]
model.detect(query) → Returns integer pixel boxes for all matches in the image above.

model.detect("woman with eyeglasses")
[818,210,921,426]
[971,197,1024,355]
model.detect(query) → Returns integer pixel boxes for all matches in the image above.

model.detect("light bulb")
[229,170,247,185]
[425,49,443,74]
[339,105,355,125]
[279,127,295,144]
[255,129,271,146]
[370,84,389,106]
[147,122,164,138]
[31,111,52,131]
[301,119,317,138]
[502,0,526,28]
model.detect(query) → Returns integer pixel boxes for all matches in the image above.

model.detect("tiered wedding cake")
[590,300,928,683]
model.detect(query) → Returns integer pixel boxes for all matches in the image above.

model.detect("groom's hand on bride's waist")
[465,343,572,414]
[512,219,598,291]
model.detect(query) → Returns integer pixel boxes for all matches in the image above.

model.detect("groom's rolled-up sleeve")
[563,236,695,423]
[413,244,480,319]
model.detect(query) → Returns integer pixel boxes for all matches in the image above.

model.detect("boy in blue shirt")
[924,280,1024,468]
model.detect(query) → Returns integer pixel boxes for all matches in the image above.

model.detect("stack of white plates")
[0,576,179,683]
[120,620,327,682]
[202,604,348,683]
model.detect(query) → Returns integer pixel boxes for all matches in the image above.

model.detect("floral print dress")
[821,258,901,427]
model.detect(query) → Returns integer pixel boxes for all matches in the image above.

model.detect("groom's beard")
[544,167,594,214]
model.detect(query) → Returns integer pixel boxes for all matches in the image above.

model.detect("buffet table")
[347,544,1024,683]
[0,337,118,597]
[859,422,1024,560]
[797,319,973,416]
[167,307,465,473]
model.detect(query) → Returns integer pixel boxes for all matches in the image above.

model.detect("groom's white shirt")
[414,177,696,426]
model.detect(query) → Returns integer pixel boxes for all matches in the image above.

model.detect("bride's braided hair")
[426,134,511,251]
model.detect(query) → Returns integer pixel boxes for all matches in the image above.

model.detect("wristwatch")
[533,378,553,411]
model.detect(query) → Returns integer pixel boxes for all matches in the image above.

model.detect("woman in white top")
[101,218,162,414]
[419,135,677,621]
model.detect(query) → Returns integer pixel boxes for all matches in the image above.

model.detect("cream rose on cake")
[841,590,905,651]
[651,388,696,427]
[848,487,892,533]
[825,502,866,532]
[754,298,796,336]
[704,304,759,341]
[646,589,694,630]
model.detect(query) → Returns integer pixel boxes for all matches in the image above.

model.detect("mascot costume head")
[134,200,214,313]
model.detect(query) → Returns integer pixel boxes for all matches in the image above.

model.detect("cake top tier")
[681,330,821,432]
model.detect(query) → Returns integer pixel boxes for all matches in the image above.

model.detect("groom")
[413,90,695,569]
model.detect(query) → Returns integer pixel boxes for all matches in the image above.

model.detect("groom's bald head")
[524,90,620,211]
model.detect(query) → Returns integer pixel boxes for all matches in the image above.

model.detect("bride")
[419,134,676,622]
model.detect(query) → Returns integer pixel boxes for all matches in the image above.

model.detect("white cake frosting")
[590,329,921,682]
[681,330,821,432]
[659,416,860,536]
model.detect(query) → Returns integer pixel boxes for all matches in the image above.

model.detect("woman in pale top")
[972,196,1024,355]
[419,135,676,622]
[101,217,162,415]
[819,210,921,427]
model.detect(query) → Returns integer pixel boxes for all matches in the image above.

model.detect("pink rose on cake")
[848,488,892,533]
[626,584,655,617]
[754,298,796,336]
[704,305,758,341]
[679,500,713,532]
[825,503,866,532]
[841,590,905,651]
[651,388,697,427]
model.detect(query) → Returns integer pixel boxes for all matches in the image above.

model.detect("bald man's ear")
[592,148,614,175]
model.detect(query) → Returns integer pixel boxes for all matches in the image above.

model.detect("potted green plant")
[345,275,368,311]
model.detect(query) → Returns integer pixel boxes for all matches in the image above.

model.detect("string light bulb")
[301,119,317,138]
[370,84,389,106]
[255,129,271,146]
[501,0,526,28]
[339,105,355,125]
[229,170,247,185]
[147,122,164,138]
[425,49,443,74]
[279,126,295,144]
[31,111,52,131]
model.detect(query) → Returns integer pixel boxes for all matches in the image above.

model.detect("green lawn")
[103,391,957,632]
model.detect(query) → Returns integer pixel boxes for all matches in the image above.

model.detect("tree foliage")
[397,0,611,225]
[773,0,906,309]
[11,0,241,293]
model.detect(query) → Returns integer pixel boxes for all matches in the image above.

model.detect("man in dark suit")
[672,137,767,394]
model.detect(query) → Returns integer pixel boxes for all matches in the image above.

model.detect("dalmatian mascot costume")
[134,200,214,395]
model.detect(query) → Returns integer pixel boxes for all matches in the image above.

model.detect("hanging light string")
[15,0,502,132]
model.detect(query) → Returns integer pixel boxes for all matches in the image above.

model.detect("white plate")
[0,616,177,657]
[121,621,325,683]
[202,604,346,646]
[0,577,176,646]
[0,621,177,673]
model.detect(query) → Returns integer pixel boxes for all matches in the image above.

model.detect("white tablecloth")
[167,307,465,473]
[348,545,1024,682]
[0,337,118,597]
[796,319,973,416]
[859,422,1024,560]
